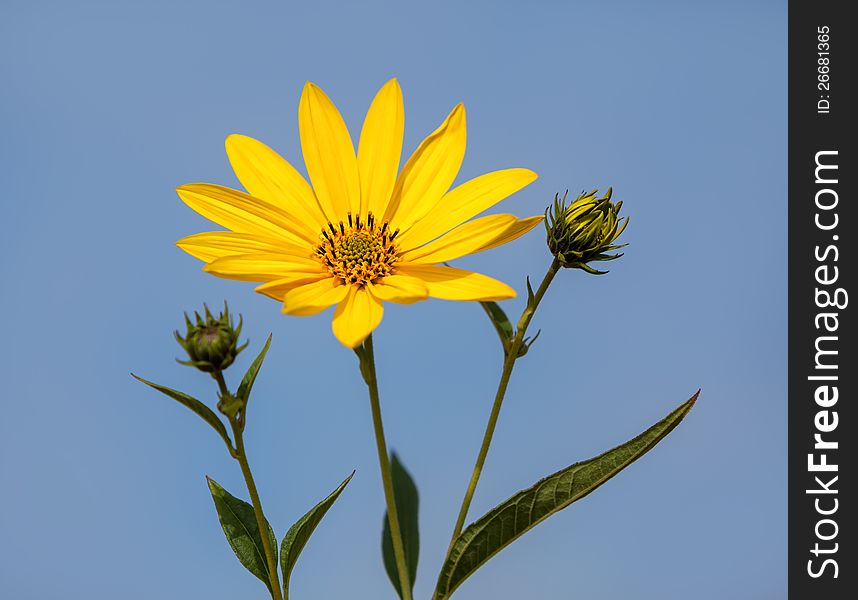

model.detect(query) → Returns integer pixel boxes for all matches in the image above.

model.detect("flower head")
[177,79,541,347]
[545,188,628,274]
[175,303,247,372]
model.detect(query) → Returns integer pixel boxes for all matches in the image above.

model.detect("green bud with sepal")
[545,188,629,274]
[175,302,248,373]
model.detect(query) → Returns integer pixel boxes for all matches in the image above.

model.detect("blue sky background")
[1,1,786,598]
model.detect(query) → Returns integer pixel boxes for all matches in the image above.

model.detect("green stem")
[446,258,561,550]
[216,372,283,600]
[234,427,283,600]
[358,334,413,600]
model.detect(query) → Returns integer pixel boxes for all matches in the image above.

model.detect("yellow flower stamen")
[315,212,400,286]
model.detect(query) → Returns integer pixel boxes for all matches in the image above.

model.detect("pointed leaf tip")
[237,334,273,405]
[434,391,698,599]
[280,472,354,595]
[132,374,232,450]
[526,276,535,304]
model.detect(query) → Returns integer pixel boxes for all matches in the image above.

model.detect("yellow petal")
[331,286,384,348]
[299,82,361,219]
[474,215,544,253]
[397,168,538,248]
[177,231,307,263]
[397,264,516,301]
[177,183,316,245]
[367,274,429,304]
[203,253,324,282]
[400,214,518,264]
[255,272,329,300]
[358,79,404,220]
[382,103,466,230]
[281,277,349,316]
[225,134,328,231]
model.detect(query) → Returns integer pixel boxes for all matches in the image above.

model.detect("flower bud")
[545,188,629,274]
[175,302,248,373]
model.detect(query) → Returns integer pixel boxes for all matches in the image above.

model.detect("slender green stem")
[446,258,561,550]
[233,426,283,600]
[215,372,283,600]
[358,334,413,600]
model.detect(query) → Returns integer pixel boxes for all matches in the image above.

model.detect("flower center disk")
[316,213,400,286]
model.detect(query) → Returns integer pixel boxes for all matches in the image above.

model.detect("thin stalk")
[215,372,283,600]
[233,425,282,600]
[446,258,561,550]
[358,334,412,600]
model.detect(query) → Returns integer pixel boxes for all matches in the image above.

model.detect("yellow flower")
[176,79,541,348]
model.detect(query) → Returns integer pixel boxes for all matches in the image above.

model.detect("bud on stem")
[545,188,629,274]
[175,302,248,374]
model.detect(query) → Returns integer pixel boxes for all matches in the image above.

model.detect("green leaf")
[479,301,514,350]
[132,374,232,450]
[382,452,420,599]
[525,275,535,307]
[207,477,278,592]
[237,334,273,405]
[280,472,354,595]
[434,391,699,599]
[518,328,541,357]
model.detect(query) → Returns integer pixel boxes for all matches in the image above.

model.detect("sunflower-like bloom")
[176,79,541,347]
